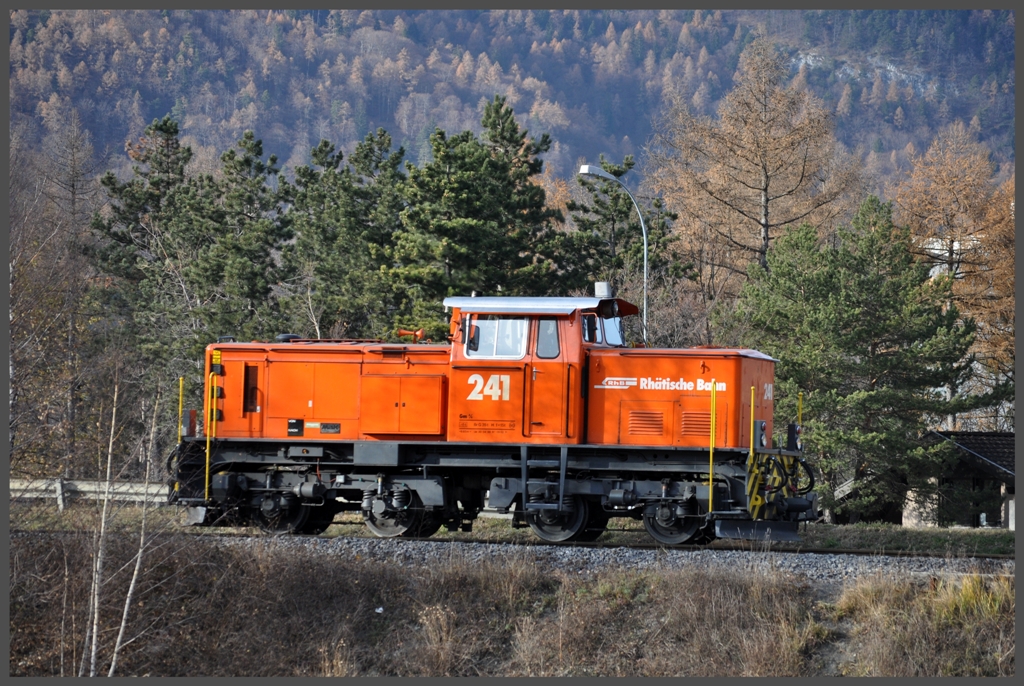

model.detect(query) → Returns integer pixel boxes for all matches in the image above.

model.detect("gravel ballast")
[224,534,1015,596]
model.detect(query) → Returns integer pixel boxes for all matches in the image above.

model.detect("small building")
[904,431,1015,530]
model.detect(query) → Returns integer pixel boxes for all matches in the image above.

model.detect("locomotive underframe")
[171,436,816,543]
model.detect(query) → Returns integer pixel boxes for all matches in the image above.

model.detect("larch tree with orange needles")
[893,120,994,294]
[646,37,859,280]
[952,174,1015,428]
[892,124,1012,429]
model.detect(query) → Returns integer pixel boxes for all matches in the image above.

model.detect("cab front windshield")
[603,315,624,346]
[583,312,626,346]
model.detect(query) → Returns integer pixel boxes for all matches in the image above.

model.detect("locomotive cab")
[443,296,638,443]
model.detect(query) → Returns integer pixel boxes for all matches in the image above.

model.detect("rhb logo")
[594,377,637,389]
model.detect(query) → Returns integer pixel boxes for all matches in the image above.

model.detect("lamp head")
[578,164,616,182]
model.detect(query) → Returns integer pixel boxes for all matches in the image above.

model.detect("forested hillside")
[9,9,1015,183]
[8,9,1015,522]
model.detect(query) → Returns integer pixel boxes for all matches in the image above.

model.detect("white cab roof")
[443,296,639,316]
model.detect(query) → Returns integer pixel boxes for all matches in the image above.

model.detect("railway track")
[10,526,1015,562]
[407,536,1017,560]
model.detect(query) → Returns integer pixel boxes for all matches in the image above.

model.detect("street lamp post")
[578,164,648,345]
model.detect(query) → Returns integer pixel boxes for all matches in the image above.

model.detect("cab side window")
[465,315,528,359]
[582,313,602,344]
[243,365,259,413]
[536,318,560,358]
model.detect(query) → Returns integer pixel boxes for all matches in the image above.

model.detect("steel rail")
[9,526,1014,561]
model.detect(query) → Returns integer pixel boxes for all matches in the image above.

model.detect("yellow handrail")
[174,376,185,493]
[749,385,755,464]
[204,372,217,501]
[798,391,803,426]
[708,378,716,513]
[177,376,184,443]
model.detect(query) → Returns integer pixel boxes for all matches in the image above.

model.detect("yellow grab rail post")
[177,376,184,443]
[749,385,755,464]
[204,372,218,501]
[708,378,716,513]
[174,376,185,493]
[798,392,803,426]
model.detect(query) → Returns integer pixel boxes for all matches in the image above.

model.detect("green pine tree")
[92,121,291,381]
[190,131,292,341]
[731,197,980,522]
[90,116,224,374]
[392,96,561,337]
[282,130,406,340]
[563,154,679,292]
[348,129,408,337]
[281,139,356,339]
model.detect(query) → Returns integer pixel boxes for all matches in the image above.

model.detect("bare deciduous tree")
[646,37,859,278]
[84,376,119,677]
[9,124,47,462]
[892,123,1010,429]
[892,120,993,289]
[108,387,161,676]
[41,105,101,477]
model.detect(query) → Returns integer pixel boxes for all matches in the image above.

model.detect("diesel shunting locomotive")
[169,293,817,544]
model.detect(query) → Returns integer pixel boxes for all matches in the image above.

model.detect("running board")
[714,519,800,542]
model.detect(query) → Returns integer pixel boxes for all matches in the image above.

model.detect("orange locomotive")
[170,295,817,544]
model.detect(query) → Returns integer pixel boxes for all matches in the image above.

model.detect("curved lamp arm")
[578,164,648,346]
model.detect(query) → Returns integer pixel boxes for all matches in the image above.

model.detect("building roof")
[929,431,1015,481]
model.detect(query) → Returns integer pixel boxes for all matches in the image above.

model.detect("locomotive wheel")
[254,496,310,535]
[526,496,589,543]
[299,505,338,536]
[410,513,443,538]
[575,510,609,542]
[363,502,427,538]
[642,505,702,545]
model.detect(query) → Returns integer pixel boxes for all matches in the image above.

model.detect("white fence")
[9,478,516,519]
[10,478,168,511]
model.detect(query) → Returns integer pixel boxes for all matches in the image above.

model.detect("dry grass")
[509,566,824,676]
[827,573,1015,676]
[9,500,1015,676]
[10,528,1014,677]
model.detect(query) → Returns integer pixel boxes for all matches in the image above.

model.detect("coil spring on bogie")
[677,498,697,517]
[528,490,545,504]
[392,489,411,510]
[561,493,575,511]
[361,489,375,511]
